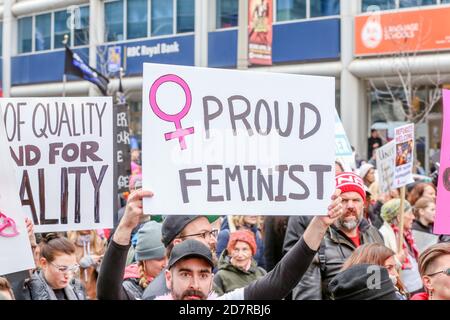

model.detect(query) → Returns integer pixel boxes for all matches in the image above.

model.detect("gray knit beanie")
[135,221,165,261]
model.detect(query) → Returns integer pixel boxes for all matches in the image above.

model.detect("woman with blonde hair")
[341,243,408,299]
[407,182,436,206]
[67,230,106,299]
[412,196,435,234]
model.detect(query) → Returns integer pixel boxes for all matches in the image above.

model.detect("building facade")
[1,0,448,173]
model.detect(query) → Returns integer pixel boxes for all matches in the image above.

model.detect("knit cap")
[358,163,374,180]
[227,230,257,256]
[135,221,165,261]
[380,198,412,223]
[335,172,366,202]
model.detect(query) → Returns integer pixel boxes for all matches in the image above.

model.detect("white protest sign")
[376,140,395,193]
[0,98,114,233]
[393,123,414,188]
[334,109,355,172]
[142,63,335,215]
[0,108,35,275]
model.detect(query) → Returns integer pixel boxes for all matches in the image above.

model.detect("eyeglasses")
[179,229,219,240]
[50,261,80,274]
[426,268,450,277]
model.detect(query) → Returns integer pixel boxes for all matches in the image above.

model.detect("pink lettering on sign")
[434,89,450,235]
[149,74,195,150]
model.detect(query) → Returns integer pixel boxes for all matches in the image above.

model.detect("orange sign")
[355,6,450,56]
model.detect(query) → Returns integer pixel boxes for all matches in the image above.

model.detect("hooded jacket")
[23,270,85,300]
[213,250,266,296]
[285,218,384,300]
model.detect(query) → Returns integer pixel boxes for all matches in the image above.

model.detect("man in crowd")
[283,172,385,300]
[98,187,344,300]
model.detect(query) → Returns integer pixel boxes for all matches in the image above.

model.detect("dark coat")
[23,270,85,300]
[213,250,266,296]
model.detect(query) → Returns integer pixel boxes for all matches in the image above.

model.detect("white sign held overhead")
[142,63,336,216]
[0,97,114,233]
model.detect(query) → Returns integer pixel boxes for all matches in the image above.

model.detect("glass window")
[74,6,90,46]
[276,0,306,21]
[0,22,3,56]
[35,13,51,51]
[310,0,340,17]
[127,0,148,39]
[105,0,124,42]
[442,0,450,3]
[18,17,32,53]
[177,0,195,33]
[216,0,238,28]
[362,0,396,11]
[54,10,69,48]
[399,0,436,8]
[151,0,173,36]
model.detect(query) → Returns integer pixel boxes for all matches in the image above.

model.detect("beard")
[336,209,362,231]
[173,288,208,300]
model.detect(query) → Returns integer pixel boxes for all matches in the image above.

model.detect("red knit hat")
[335,172,366,202]
[227,230,257,256]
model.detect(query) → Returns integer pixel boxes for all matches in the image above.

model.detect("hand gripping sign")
[0,211,19,238]
[149,74,194,150]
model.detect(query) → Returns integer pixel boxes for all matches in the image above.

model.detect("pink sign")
[434,89,450,235]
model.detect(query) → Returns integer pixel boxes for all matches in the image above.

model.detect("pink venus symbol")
[149,74,195,150]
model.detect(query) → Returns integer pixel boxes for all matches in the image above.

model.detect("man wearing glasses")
[97,205,220,300]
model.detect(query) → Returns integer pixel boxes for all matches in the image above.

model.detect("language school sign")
[0,98,114,233]
[142,64,335,215]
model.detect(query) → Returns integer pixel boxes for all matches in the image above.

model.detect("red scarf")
[391,224,419,270]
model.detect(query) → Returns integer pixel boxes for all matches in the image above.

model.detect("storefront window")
[74,6,90,46]
[177,0,195,33]
[151,0,173,36]
[277,0,306,21]
[399,0,436,8]
[35,13,51,51]
[105,0,124,42]
[362,0,396,11]
[127,0,148,39]
[54,10,69,49]
[216,0,238,28]
[18,17,32,53]
[310,0,340,17]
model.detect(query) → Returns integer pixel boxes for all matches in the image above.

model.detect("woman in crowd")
[411,242,450,300]
[412,197,436,234]
[23,233,85,300]
[67,230,107,299]
[340,243,408,299]
[214,230,266,295]
[0,277,15,300]
[359,163,375,188]
[217,215,266,269]
[379,199,423,294]
[407,182,436,206]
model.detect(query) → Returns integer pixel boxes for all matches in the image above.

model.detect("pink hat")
[227,230,257,256]
[335,172,366,202]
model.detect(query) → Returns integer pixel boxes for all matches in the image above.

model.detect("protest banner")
[393,123,414,188]
[0,108,35,275]
[248,0,273,65]
[334,109,355,172]
[115,103,131,194]
[434,89,450,235]
[376,140,395,194]
[0,97,114,233]
[142,63,335,216]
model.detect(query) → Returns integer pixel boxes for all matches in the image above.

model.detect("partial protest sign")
[393,123,414,188]
[0,108,35,275]
[376,140,395,193]
[115,103,131,193]
[334,109,355,172]
[142,63,335,216]
[0,97,114,233]
[434,89,450,235]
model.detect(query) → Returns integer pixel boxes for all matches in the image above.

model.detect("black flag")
[64,46,109,95]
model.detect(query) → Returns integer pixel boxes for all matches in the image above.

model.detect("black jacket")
[23,270,85,300]
[284,217,384,300]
